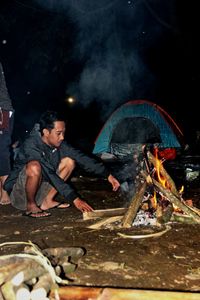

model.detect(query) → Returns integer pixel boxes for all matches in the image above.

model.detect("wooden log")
[171,213,200,224]
[156,202,173,224]
[58,256,77,276]
[121,181,147,228]
[15,283,31,300]
[42,247,85,264]
[101,288,200,300]
[0,262,24,285]
[152,178,200,223]
[87,216,123,229]
[140,168,200,223]
[0,259,46,285]
[30,273,53,300]
[0,256,26,267]
[50,286,102,300]
[50,286,200,300]
[83,207,128,220]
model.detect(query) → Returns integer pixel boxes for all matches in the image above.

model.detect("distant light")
[66,97,75,104]
[2,40,7,44]
[27,91,31,95]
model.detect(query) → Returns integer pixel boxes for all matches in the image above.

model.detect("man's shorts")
[10,167,52,210]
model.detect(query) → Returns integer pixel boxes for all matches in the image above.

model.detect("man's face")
[42,121,66,148]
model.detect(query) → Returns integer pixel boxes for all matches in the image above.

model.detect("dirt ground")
[0,160,200,295]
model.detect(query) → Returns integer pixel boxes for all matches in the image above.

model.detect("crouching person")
[4,110,120,218]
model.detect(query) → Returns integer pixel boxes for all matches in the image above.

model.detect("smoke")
[31,0,166,120]
[66,0,158,119]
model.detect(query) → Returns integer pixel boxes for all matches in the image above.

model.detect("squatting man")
[4,110,120,218]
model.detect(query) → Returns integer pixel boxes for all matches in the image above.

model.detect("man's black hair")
[38,110,66,134]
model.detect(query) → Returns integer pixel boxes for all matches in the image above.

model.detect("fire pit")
[84,145,200,234]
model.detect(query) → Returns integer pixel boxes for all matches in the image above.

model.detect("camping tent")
[93,100,184,159]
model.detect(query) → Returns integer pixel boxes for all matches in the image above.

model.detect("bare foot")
[26,203,44,214]
[0,190,11,205]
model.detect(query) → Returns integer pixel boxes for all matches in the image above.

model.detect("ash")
[132,209,157,226]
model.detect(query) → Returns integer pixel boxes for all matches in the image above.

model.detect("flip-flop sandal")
[23,210,51,218]
[55,203,70,209]
[47,202,70,210]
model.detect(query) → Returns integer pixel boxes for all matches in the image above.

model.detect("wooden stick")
[0,289,4,300]
[152,178,200,223]
[87,216,123,229]
[171,213,200,224]
[1,281,16,300]
[117,225,171,239]
[121,181,147,228]
[83,207,128,220]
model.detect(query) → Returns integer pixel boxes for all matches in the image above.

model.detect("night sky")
[0,0,199,148]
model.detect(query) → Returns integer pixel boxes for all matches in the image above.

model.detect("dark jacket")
[4,124,110,202]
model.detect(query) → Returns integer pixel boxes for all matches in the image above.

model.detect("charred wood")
[122,181,147,228]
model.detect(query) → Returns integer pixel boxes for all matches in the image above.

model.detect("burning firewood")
[147,151,180,198]
[151,177,200,223]
[121,181,147,228]
[86,147,200,231]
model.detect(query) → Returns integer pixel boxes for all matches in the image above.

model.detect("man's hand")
[73,197,93,212]
[108,174,120,191]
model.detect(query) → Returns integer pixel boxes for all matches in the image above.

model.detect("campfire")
[84,145,200,232]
